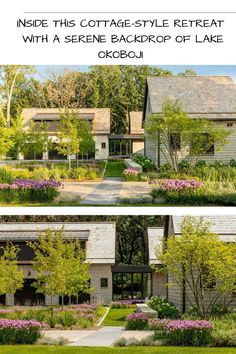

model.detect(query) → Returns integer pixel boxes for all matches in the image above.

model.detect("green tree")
[23,121,51,160]
[10,116,27,159]
[28,228,91,323]
[145,99,229,171]
[0,243,24,297]
[64,239,91,305]
[55,110,81,169]
[157,217,236,317]
[77,120,95,160]
[0,126,13,159]
[0,65,35,126]
[177,69,197,76]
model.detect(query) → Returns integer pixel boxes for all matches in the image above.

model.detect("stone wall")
[89,264,113,304]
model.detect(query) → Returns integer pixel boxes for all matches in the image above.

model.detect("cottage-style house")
[143,76,236,167]
[21,108,111,160]
[149,215,236,313]
[0,222,115,306]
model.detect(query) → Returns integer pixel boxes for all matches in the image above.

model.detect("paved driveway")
[58,178,152,205]
[42,327,154,347]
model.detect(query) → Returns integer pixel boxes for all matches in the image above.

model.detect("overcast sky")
[34,65,236,82]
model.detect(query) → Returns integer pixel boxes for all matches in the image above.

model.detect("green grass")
[102,308,134,326]
[0,346,236,354]
[104,160,126,178]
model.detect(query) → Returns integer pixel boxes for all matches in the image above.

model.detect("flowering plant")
[150,179,204,191]
[126,312,148,330]
[153,319,214,346]
[123,168,140,181]
[0,319,47,344]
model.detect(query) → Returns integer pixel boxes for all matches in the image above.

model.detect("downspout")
[182,266,186,314]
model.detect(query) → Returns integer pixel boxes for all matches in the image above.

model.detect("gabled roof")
[148,227,164,264]
[0,222,116,264]
[172,216,236,242]
[129,111,144,134]
[144,76,236,120]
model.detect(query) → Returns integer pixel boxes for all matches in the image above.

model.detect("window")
[100,278,108,288]
[227,122,233,127]
[200,268,216,289]
[169,133,181,150]
[101,142,106,149]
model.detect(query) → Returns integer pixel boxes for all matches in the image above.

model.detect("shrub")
[153,319,213,346]
[0,179,61,203]
[230,159,236,167]
[55,311,78,328]
[148,296,179,319]
[0,319,47,344]
[132,155,156,172]
[69,167,87,181]
[150,179,204,191]
[31,167,50,180]
[159,163,173,173]
[123,168,140,181]
[178,160,190,173]
[0,167,15,184]
[125,313,148,330]
[195,160,207,168]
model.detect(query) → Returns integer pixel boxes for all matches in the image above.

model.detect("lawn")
[0,346,236,354]
[104,160,126,178]
[102,308,135,326]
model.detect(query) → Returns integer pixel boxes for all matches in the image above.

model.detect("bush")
[159,163,173,173]
[0,167,14,184]
[132,155,156,172]
[123,168,140,181]
[126,313,148,330]
[153,319,213,346]
[178,160,190,173]
[0,179,61,204]
[0,319,47,344]
[55,311,78,328]
[195,160,207,168]
[211,314,236,347]
[148,296,179,319]
[230,159,236,167]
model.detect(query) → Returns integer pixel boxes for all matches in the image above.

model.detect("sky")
[34,65,236,82]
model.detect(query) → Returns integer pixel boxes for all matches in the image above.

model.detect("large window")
[169,133,181,150]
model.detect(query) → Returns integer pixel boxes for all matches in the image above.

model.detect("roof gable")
[146,76,236,117]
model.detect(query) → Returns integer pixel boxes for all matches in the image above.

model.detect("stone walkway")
[41,327,154,347]
[58,178,152,205]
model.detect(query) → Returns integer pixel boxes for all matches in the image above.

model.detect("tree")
[77,120,95,160]
[157,217,236,317]
[23,121,51,160]
[55,110,81,169]
[145,100,229,171]
[177,69,197,76]
[63,239,91,305]
[0,65,35,126]
[0,126,14,159]
[28,228,91,322]
[10,116,27,159]
[0,243,24,296]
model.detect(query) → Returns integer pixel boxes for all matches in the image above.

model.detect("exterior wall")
[133,140,144,155]
[144,93,236,166]
[94,135,109,159]
[89,264,113,304]
[167,273,183,311]
[152,272,166,297]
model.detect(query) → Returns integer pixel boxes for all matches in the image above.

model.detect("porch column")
[43,151,49,160]
[45,295,59,306]
[5,294,14,306]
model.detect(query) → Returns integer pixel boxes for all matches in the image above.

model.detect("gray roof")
[172,216,236,242]
[148,227,164,264]
[146,76,236,119]
[0,223,116,264]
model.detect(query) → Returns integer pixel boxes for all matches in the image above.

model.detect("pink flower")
[123,168,140,176]
[150,179,204,191]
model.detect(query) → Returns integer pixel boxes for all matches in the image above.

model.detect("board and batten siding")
[145,114,236,167]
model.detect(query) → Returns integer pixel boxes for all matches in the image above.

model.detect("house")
[149,215,236,313]
[21,108,110,160]
[109,111,144,156]
[143,76,236,167]
[0,222,116,306]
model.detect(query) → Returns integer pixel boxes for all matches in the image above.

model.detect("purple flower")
[150,179,204,191]
[126,313,148,322]
[123,168,140,176]
[160,320,213,331]
[0,179,62,191]
[0,319,48,329]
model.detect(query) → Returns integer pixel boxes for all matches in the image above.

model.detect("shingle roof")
[130,111,144,134]
[148,227,164,264]
[172,216,236,242]
[146,76,236,119]
[0,223,116,264]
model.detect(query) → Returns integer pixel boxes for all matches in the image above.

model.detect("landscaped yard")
[102,308,135,326]
[104,160,126,178]
[0,346,236,354]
